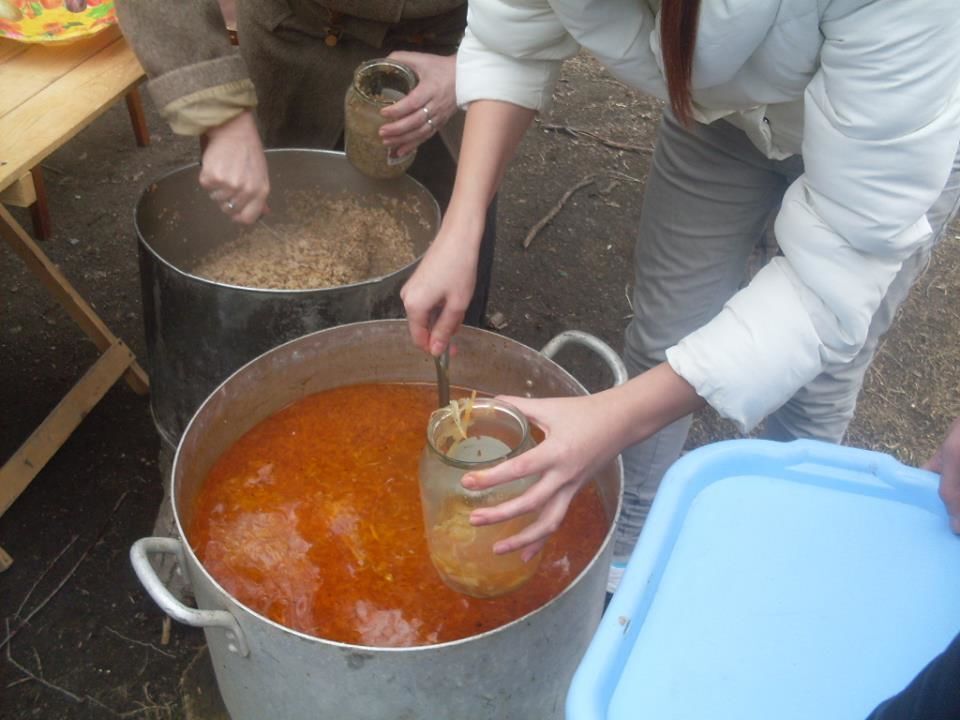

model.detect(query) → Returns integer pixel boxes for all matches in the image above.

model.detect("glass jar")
[419,398,543,598]
[344,58,419,179]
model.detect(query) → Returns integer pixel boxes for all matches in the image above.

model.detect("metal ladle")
[434,347,450,408]
[256,216,291,242]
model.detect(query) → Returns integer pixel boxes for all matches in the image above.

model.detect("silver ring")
[425,117,435,131]
[421,105,431,119]
[226,200,236,211]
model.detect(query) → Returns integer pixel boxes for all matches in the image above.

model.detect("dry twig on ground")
[539,122,655,155]
[523,175,599,249]
[1,491,129,652]
[13,535,79,619]
[105,626,176,659]
[5,620,174,718]
[523,171,643,248]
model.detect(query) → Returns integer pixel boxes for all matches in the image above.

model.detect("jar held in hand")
[344,59,418,179]
[419,397,543,599]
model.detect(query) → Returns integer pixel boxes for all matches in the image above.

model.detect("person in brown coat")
[117,0,495,326]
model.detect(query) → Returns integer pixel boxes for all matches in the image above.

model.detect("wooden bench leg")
[0,169,51,241]
[0,205,150,536]
[0,340,138,518]
[29,166,52,241]
[0,204,149,395]
[125,87,150,147]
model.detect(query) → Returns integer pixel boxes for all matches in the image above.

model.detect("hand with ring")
[379,51,457,159]
[198,110,271,224]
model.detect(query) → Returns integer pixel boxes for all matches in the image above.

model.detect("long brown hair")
[660,0,702,126]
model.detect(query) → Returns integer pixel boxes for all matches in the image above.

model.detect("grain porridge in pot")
[191,190,426,289]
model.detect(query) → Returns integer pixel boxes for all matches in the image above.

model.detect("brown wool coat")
[116,0,466,145]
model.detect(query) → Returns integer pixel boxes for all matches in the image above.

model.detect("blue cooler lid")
[567,439,960,720]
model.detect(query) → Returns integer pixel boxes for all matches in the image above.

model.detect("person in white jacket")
[400,0,960,586]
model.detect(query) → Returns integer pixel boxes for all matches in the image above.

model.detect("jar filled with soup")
[344,58,418,179]
[419,397,542,598]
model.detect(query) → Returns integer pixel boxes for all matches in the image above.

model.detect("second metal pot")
[135,149,440,451]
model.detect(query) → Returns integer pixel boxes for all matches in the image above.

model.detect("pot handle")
[130,537,250,657]
[541,330,628,388]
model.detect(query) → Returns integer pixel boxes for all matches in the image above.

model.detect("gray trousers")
[614,109,960,562]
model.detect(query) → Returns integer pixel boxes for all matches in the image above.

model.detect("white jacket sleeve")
[667,0,960,431]
[456,0,580,112]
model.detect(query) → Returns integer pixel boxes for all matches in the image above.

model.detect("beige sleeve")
[116,0,258,136]
[161,78,258,136]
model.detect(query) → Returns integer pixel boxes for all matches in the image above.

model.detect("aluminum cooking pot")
[131,320,625,720]
[135,149,440,452]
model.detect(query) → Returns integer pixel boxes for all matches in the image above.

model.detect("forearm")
[117,0,255,136]
[117,0,234,78]
[441,100,535,244]
[604,363,706,453]
[398,99,532,354]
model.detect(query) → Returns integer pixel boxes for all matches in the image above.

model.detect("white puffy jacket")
[458,0,960,431]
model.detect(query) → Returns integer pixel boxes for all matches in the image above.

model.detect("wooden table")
[0,25,151,570]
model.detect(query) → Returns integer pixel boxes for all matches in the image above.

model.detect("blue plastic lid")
[568,439,960,720]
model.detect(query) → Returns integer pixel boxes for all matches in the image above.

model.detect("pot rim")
[133,148,441,294]
[171,319,624,653]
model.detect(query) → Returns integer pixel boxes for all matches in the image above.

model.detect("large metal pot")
[131,320,625,720]
[135,149,440,451]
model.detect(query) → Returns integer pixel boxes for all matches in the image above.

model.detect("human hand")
[461,364,704,561]
[400,219,480,356]
[199,110,270,224]
[379,51,457,159]
[462,392,628,563]
[925,416,960,534]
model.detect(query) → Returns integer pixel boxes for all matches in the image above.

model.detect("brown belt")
[303,2,467,50]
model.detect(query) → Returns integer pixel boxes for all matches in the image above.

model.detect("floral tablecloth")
[0,0,116,44]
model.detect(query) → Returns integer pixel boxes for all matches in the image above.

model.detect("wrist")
[204,109,257,142]
[612,363,705,447]
[437,203,487,249]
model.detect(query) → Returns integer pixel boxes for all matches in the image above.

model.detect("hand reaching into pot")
[379,51,457,160]
[199,110,271,225]
[463,364,704,561]
[402,100,535,356]
[401,218,481,357]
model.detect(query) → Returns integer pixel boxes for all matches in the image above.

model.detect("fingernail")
[461,473,476,489]
[430,341,446,356]
[492,542,507,555]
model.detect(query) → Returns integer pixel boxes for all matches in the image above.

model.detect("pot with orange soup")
[130,320,625,720]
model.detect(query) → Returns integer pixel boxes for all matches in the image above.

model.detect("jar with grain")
[419,397,543,598]
[344,59,419,179]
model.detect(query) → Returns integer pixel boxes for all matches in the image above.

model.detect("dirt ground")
[1,51,959,719]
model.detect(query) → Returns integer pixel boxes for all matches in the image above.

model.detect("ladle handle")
[130,537,250,657]
[434,347,451,408]
[541,330,628,388]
